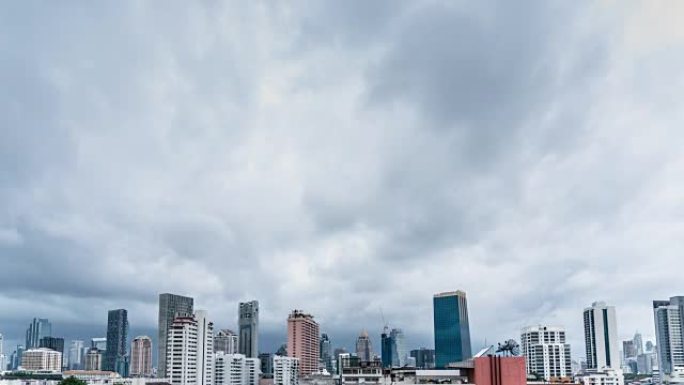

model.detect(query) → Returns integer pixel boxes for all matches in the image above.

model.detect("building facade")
[238,301,259,359]
[320,333,332,373]
[287,310,320,376]
[39,336,65,369]
[104,308,129,376]
[21,348,62,372]
[215,330,239,354]
[68,340,85,370]
[85,347,103,371]
[355,331,372,362]
[521,325,572,380]
[433,291,471,368]
[584,302,620,370]
[214,352,259,385]
[654,296,684,382]
[273,356,299,385]
[130,336,153,377]
[196,310,215,385]
[410,348,435,369]
[159,293,195,379]
[167,312,214,385]
[26,318,52,349]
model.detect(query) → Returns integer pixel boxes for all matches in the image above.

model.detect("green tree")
[58,376,88,385]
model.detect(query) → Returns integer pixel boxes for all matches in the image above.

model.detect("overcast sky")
[2,0,684,360]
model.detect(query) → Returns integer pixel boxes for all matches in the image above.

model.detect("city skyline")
[1,0,683,376]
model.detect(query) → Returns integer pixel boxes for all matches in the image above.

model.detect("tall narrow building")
[238,301,259,358]
[583,302,620,370]
[287,310,320,376]
[521,325,572,380]
[104,309,129,376]
[25,318,52,349]
[654,297,684,382]
[130,336,153,377]
[320,333,332,373]
[214,330,238,354]
[195,310,214,385]
[159,293,194,378]
[167,312,214,385]
[355,331,372,362]
[433,291,471,368]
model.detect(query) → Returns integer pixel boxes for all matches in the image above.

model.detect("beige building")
[131,336,153,377]
[21,348,62,372]
[287,310,319,376]
[85,348,103,371]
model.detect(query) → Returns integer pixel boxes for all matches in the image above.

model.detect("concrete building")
[319,334,332,374]
[168,312,214,385]
[337,354,382,385]
[68,340,85,370]
[39,337,65,369]
[130,336,153,377]
[85,348,103,371]
[25,319,52,349]
[159,293,194,379]
[521,325,572,380]
[433,291,471,368]
[104,309,129,376]
[239,302,259,359]
[409,348,435,369]
[196,310,215,385]
[584,302,620,370]
[21,348,62,372]
[215,330,238,355]
[92,338,107,351]
[273,356,299,385]
[259,353,274,377]
[355,331,372,362]
[472,356,526,385]
[576,368,624,385]
[287,310,319,376]
[654,297,684,383]
[214,353,259,385]
[636,353,654,375]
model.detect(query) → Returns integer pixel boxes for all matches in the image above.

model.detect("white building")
[274,356,300,385]
[84,348,103,371]
[21,348,62,372]
[214,353,260,385]
[214,330,238,355]
[576,369,625,385]
[521,325,572,380]
[168,311,215,385]
[196,311,214,385]
[68,340,85,370]
[584,302,620,371]
[654,297,684,383]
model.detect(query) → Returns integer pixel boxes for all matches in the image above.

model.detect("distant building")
[576,368,624,385]
[433,291,471,368]
[196,310,215,385]
[131,336,153,377]
[355,331,372,362]
[646,341,654,353]
[21,348,62,372]
[68,340,85,370]
[159,293,195,379]
[104,309,129,377]
[85,348,103,371]
[239,301,259,359]
[273,356,299,385]
[636,353,654,375]
[521,325,572,380]
[214,352,259,385]
[10,345,25,370]
[409,348,435,369]
[39,337,65,368]
[215,330,238,354]
[92,338,107,351]
[259,353,274,377]
[381,328,407,368]
[654,297,684,383]
[622,341,637,361]
[472,356,526,385]
[633,333,643,356]
[319,334,332,373]
[584,302,620,370]
[25,318,52,349]
[287,310,320,376]
[337,354,382,385]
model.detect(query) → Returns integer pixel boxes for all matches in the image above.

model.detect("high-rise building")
[623,341,637,361]
[167,312,214,385]
[0,333,5,372]
[390,329,407,368]
[26,318,52,349]
[104,308,129,376]
[410,348,435,369]
[159,293,195,379]
[68,340,84,370]
[238,301,259,359]
[92,338,107,351]
[646,341,654,353]
[215,330,238,354]
[433,291,472,368]
[273,356,299,385]
[10,345,25,370]
[130,336,153,377]
[583,302,620,370]
[39,337,65,368]
[85,347,103,370]
[214,353,260,385]
[259,353,274,377]
[654,297,684,382]
[196,310,215,385]
[521,325,572,380]
[355,331,372,362]
[21,348,62,372]
[633,333,644,356]
[320,333,332,373]
[287,310,320,376]
[381,330,392,368]
[636,353,654,375]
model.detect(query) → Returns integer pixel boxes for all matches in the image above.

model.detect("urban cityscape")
[1,292,682,385]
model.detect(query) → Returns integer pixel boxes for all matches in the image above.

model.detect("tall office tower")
[238,301,259,358]
[390,329,407,367]
[646,341,654,353]
[381,329,392,368]
[68,340,84,370]
[168,315,199,385]
[287,310,320,376]
[260,353,274,377]
[159,293,194,378]
[26,318,52,349]
[11,345,25,370]
[633,333,644,356]
[21,348,62,372]
[0,333,4,371]
[273,356,299,385]
[196,310,214,385]
[214,353,260,385]
[92,338,107,351]
[410,348,436,369]
[85,347,103,370]
[623,341,637,360]
[654,297,684,381]
[583,302,620,370]
[521,325,572,380]
[130,336,153,377]
[104,308,129,376]
[214,330,238,354]
[320,333,332,373]
[355,330,372,362]
[39,337,65,368]
[433,291,472,368]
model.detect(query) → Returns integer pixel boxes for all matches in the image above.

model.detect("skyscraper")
[355,330,372,362]
[167,312,214,385]
[633,333,644,356]
[85,347,103,370]
[195,310,214,385]
[273,356,299,385]
[654,297,684,382]
[623,341,637,360]
[287,310,320,376]
[39,337,65,368]
[433,291,471,368]
[583,302,620,370]
[92,338,107,351]
[68,340,85,370]
[130,336,153,377]
[104,309,129,376]
[25,318,52,349]
[159,293,194,378]
[320,333,332,373]
[239,301,259,358]
[410,348,435,369]
[381,329,392,368]
[521,325,572,380]
[214,330,238,354]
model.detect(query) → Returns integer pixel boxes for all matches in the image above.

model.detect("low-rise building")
[21,348,62,372]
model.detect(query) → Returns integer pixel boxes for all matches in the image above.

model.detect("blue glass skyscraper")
[104,309,129,376]
[433,291,471,368]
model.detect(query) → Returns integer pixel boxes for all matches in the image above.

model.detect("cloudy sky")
[2,0,684,360]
